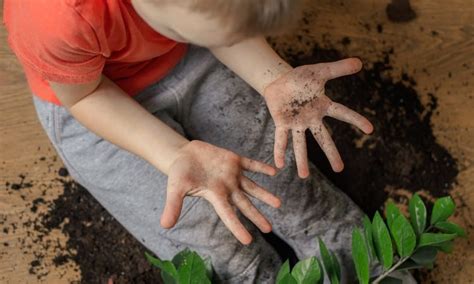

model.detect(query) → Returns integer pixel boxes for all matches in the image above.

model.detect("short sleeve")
[4,0,105,84]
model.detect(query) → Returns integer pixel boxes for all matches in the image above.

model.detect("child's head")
[132,0,303,47]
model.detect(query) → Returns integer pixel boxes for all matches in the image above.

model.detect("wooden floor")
[1,0,473,283]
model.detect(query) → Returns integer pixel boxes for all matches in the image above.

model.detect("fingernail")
[333,163,344,172]
[242,236,253,245]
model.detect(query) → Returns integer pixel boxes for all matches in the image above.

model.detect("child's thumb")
[160,189,184,229]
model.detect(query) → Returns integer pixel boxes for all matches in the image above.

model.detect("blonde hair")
[180,0,303,36]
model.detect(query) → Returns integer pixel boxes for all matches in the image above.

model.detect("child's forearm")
[210,37,293,95]
[50,77,189,175]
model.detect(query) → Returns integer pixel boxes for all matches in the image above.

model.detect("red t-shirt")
[3,0,187,105]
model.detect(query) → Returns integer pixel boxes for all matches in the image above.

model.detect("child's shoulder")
[4,0,107,84]
[4,0,106,32]
[4,0,109,53]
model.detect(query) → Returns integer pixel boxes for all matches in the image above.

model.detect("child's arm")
[211,38,374,178]
[50,76,188,174]
[211,37,292,95]
[50,77,281,244]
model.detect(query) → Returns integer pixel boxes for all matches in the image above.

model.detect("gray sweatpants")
[33,46,363,283]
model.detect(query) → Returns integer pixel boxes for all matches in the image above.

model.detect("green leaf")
[430,196,455,225]
[372,211,393,269]
[379,276,403,284]
[279,273,298,284]
[418,233,457,247]
[318,238,339,284]
[291,257,322,284]
[386,202,402,230]
[145,252,178,284]
[316,258,325,284]
[177,251,211,284]
[410,247,438,265]
[390,215,416,257]
[352,229,370,284]
[409,193,427,236]
[434,221,466,237]
[277,260,291,284]
[362,215,376,260]
[172,248,191,269]
[395,259,425,271]
[330,251,341,282]
[437,240,454,253]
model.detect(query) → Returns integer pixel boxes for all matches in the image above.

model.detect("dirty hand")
[160,140,281,245]
[263,58,374,178]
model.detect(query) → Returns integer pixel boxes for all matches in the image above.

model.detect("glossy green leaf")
[145,252,178,284]
[172,248,190,268]
[352,229,370,284]
[161,266,179,284]
[418,233,457,247]
[177,251,211,284]
[277,260,291,284]
[279,273,298,284]
[386,202,402,230]
[291,257,322,284]
[434,221,466,237]
[430,196,455,225]
[316,258,325,284]
[437,240,454,253]
[409,193,427,236]
[318,238,339,284]
[390,215,416,257]
[372,211,393,269]
[362,215,376,260]
[330,251,341,282]
[410,247,437,265]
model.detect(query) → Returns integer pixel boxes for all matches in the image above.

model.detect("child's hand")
[161,140,281,245]
[263,58,374,178]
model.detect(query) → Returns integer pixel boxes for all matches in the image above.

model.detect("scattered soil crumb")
[39,179,163,284]
[386,0,417,23]
[341,37,351,46]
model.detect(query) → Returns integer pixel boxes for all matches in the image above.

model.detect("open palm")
[263,58,374,178]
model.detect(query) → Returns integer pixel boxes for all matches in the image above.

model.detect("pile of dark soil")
[3,168,161,283]
[41,173,163,284]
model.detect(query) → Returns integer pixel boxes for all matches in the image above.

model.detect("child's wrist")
[150,140,190,175]
[261,63,293,98]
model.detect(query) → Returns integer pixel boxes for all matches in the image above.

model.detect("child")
[4,0,374,282]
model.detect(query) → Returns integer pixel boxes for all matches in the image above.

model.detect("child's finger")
[292,129,309,178]
[207,193,253,245]
[240,177,281,208]
[241,157,276,176]
[310,124,344,172]
[319,58,363,81]
[327,102,374,134]
[274,127,289,168]
[231,192,272,233]
[160,182,185,228]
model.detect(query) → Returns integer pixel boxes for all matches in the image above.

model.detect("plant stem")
[372,257,409,284]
